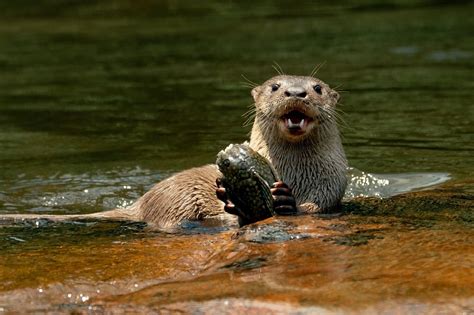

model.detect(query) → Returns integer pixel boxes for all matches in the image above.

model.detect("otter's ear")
[251,86,262,101]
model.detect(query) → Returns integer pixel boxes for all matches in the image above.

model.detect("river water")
[0,1,473,313]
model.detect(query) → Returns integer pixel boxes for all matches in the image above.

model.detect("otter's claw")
[216,178,246,218]
[271,181,297,215]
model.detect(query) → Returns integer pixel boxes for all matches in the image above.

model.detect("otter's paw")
[270,181,297,215]
[215,178,246,218]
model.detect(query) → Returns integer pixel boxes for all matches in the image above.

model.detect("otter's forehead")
[262,75,325,86]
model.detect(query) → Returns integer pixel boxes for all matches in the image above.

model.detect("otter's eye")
[271,84,280,92]
[313,84,322,95]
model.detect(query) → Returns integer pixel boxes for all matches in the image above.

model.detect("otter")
[1,75,347,229]
[247,75,347,213]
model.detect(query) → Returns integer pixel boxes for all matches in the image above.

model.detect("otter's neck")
[249,117,348,211]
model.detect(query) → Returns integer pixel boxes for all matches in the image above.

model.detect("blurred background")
[0,0,472,214]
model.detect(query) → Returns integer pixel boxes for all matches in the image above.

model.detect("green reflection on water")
[0,1,472,181]
[0,1,472,219]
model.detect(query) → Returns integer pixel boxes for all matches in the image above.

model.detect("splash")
[344,167,451,199]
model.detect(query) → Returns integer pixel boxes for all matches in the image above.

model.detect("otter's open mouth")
[281,110,313,135]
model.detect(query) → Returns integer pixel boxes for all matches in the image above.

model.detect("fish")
[216,143,280,223]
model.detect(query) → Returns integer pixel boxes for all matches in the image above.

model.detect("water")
[344,168,451,199]
[0,1,473,313]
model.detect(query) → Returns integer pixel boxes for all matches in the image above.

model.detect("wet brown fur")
[131,164,228,228]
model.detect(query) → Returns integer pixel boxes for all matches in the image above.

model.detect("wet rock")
[234,220,311,244]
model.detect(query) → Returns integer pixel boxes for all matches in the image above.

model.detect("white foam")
[344,167,451,199]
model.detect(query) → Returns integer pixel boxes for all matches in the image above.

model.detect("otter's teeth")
[299,119,305,128]
[288,118,299,128]
[287,118,306,129]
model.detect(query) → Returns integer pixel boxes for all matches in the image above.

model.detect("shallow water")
[0,1,473,313]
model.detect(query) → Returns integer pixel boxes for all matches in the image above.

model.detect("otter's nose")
[284,86,307,98]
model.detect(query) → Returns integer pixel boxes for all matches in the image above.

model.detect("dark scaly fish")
[216,143,280,223]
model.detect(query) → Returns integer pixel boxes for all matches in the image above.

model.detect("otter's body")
[250,134,347,212]
[129,75,347,227]
[1,75,347,229]
[131,164,228,228]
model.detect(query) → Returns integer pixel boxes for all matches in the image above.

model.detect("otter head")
[251,75,340,143]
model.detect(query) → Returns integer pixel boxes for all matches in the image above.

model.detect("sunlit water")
[0,1,472,313]
[0,166,451,215]
[344,167,451,199]
[0,167,164,215]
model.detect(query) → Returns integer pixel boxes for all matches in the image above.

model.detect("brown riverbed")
[1,180,472,314]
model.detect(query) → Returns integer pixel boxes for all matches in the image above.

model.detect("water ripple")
[0,167,166,214]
